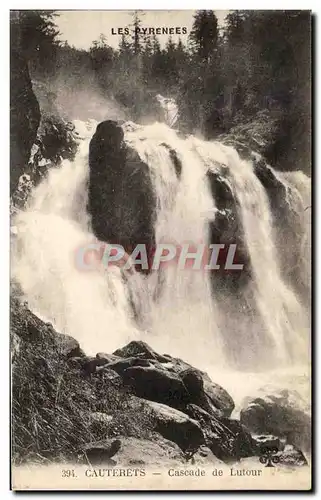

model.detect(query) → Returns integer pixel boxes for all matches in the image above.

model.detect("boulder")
[96,352,121,363]
[102,357,152,375]
[144,400,204,453]
[113,340,170,363]
[55,332,84,358]
[240,389,311,451]
[80,356,122,375]
[191,445,224,466]
[93,368,123,389]
[121,365,190,410]
[179,369,224,418]
[180,369,204,398]
[203,378,235,418]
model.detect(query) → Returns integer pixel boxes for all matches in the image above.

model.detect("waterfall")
[11,119,310,372]
[156,94,179,127]
[12,120,140,354]
[124,122,222,366]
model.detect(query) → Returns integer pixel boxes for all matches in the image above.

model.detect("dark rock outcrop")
[55,332,85,359]
[36,112,78,164]
[254,159,310,303]
[206,170,252,292]
[113,341,234,417]
[113,340,170,363]
[202,378,235,418]
[10,48,40,194]
[10,20,78,205]
[180,368,204,399]
[160,142,182,178]
[88,120,156,272]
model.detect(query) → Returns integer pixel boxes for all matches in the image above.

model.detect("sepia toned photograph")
[10,9,312,490]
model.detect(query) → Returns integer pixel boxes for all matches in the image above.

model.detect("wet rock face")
[206,170,252,292]
[88,120,157,272]
[10,49,40,194]
[254,159,309,303]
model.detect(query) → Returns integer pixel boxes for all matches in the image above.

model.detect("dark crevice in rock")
[206,170,252,293]
[254,158,309,303]
[160,142,182,178]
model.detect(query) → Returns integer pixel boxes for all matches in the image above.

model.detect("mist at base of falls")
[11,118,311,379]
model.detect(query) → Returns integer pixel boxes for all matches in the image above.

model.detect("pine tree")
[11,10,60,76]
[89,34,115,91]
[132,11,144,55]
[189,10,219,62]
[119,33,132,57]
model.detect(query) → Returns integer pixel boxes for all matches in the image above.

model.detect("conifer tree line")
[11,10,311,172]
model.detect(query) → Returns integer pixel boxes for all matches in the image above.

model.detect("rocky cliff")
[10,48,40,194]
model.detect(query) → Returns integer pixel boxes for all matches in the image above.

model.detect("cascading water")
[275,169,311,303]
[124,122,223,366]
[11,118,311,380]
[190,140,310,367]
[12,120,140,354]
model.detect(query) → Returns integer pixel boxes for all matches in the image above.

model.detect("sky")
[55,10,230,50]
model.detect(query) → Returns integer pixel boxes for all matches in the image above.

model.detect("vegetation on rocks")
[11,296,309,467]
